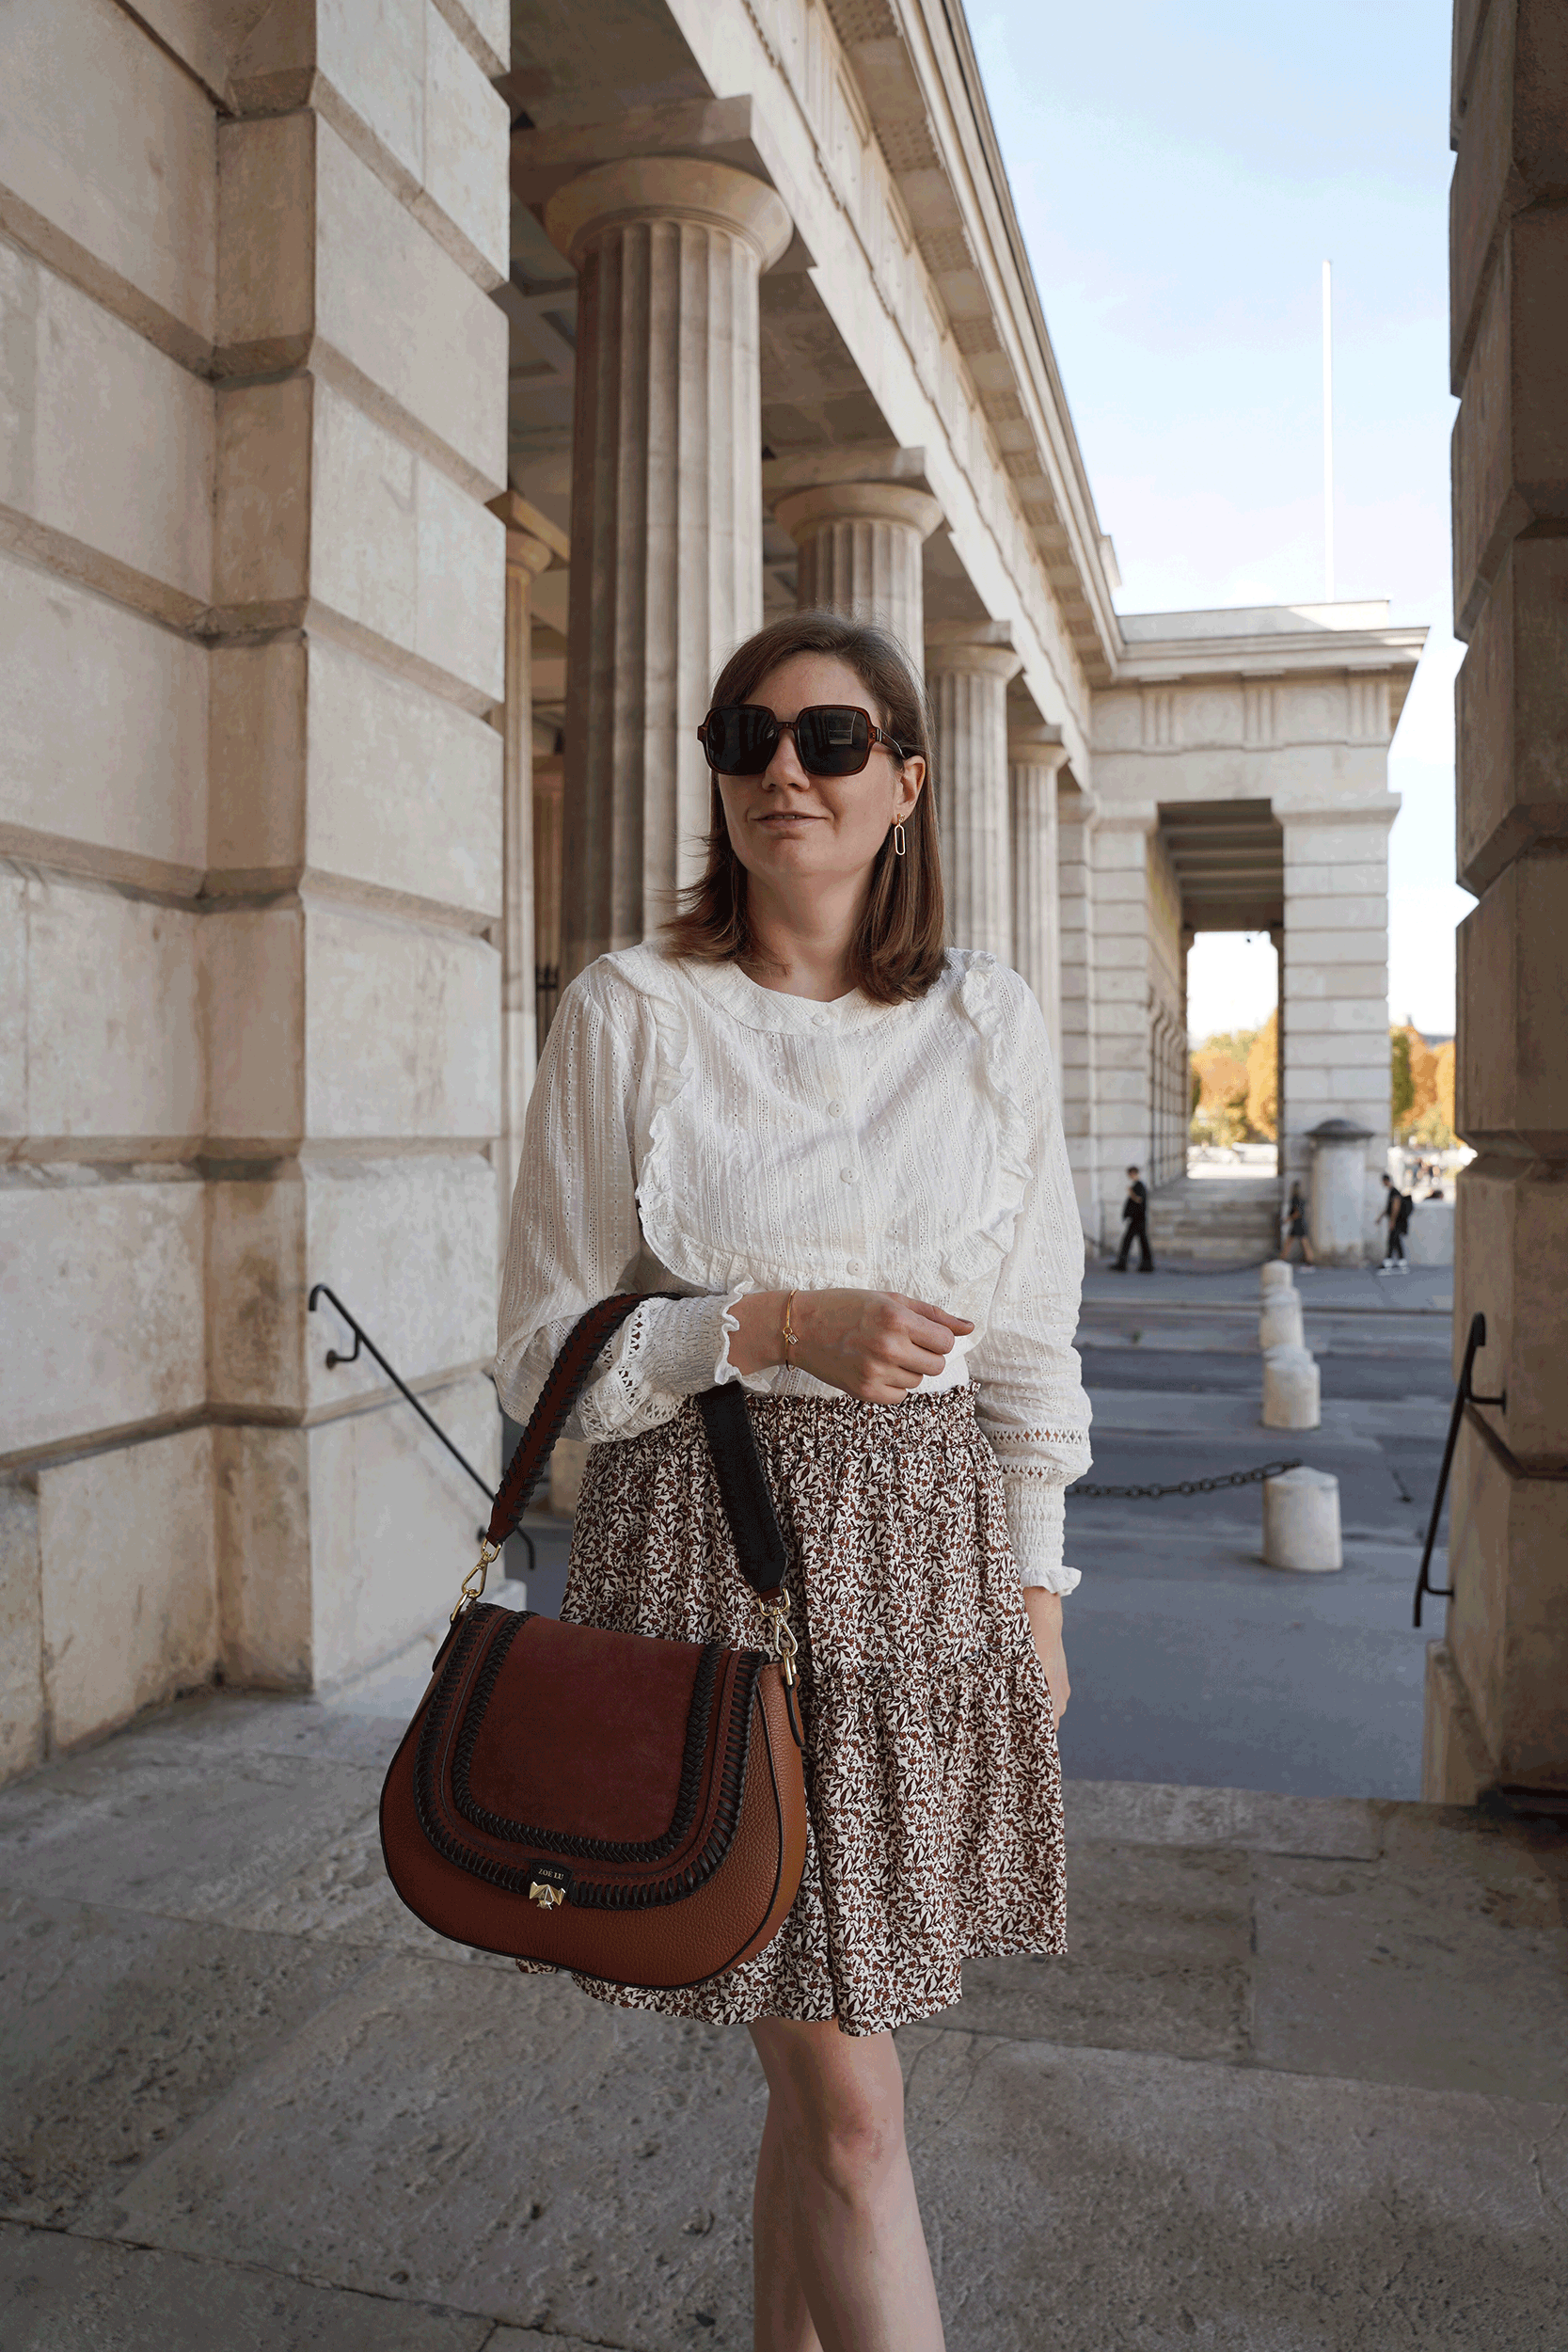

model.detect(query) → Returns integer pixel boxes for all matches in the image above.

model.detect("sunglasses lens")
[702,706,778,774]
[796,707,870,775]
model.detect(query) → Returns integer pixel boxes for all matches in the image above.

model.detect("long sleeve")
[494,971,745,1443]
[968,978,1093,1594]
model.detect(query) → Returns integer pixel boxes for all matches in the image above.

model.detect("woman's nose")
[763,726,810,789]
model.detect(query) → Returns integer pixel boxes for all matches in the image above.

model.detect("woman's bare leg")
[748,2016,944,2352]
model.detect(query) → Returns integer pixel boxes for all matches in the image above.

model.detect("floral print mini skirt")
[541,1386,1066,2038]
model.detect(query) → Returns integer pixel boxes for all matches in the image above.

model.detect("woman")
[496,611,1091,2352]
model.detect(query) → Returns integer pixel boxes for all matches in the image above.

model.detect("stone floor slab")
[0,1744,382,1924]
[0,1890,383,2228]
[0,2222,495,2351]
[1065,1779,1383,1858]
[78,1953,765,2348]
[1252,1816,1568,2100]
[898,2027,1567,2351]
[944,1842,1252,2060]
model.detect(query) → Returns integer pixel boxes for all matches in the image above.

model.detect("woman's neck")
[739,877,863,1002]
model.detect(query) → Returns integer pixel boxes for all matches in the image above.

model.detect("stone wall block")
[414,461,505,701]
[0,245,214,612]
[0,0,218,355]
[302,635,503,914]
[0,873,26,1131]
[214,374,313,614]
[1446,1418,1568,1785]
[0,549,208,876]
[206,1169,308,1414]
[214,109,315,370]
[1449,0,1568,383]
[0,1479,44,1782]
[214,1422,312,1690]
[315,116,508,485]
[302,1155,499,1411]
[420,2,510,283]
[302,901,499,1138]
[38,1426,216,1750]
[209,639,309,879]
[308,1372,499,1685]
[0,1183,205,1456]
[308,381,503,705]
[1451,212,1568,638]
[1455,535,1568,893]
[1453,1154,1568,1468]
[1456,854,1568,1150]
[435,0,508,81]
[203,903,307,1142]
[314,0,425,191]
[21,880,202,1139]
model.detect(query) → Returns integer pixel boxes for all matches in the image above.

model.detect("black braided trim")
[411,1607,768,1910]
[447,1610,724,1864]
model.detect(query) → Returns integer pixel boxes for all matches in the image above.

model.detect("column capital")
[489,490,566,577]
[925,618,1023,683]
[544,157,792,271]
[1007,717,1069,773]
[772,481,944,544]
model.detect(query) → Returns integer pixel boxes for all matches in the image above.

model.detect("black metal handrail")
[308,1283,533,1576]
[1413,1311,1506,1628]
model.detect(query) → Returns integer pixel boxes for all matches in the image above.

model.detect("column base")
[1422,1640,1497,1804]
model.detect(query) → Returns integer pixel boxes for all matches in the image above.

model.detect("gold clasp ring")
[451,1537,500,1623]
[759,1589,799,1686]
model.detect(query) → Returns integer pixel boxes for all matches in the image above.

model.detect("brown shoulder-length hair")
[662,610,945,1004]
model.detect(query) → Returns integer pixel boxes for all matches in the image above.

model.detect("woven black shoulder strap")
[488,1296,789,1600]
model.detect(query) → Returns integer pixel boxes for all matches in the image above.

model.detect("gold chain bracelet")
[782,1288,800,1361]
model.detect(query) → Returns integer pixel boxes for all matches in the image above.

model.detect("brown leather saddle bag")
[380,1295,809,1988]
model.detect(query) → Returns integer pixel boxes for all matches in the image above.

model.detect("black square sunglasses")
[697,703,908,779]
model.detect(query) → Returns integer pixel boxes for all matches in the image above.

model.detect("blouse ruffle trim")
[600,945,1035,1299]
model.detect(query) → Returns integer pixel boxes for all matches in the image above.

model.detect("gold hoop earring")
[893,822,907,858]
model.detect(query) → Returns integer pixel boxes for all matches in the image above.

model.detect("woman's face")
[715,651,926,901]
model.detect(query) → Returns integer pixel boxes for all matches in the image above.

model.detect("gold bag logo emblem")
[529,1876,566,1909]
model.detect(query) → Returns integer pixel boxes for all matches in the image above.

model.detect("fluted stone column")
[772,481,942,669]
[544,159,792,975]
[1008,718,1069,1053]
[490,492,562,1256]
[926,621,1022,961]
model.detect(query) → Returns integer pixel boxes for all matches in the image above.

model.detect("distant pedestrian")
[1113,1164,1154,1272]
[1282,1181,1315,1267]
[1377,1172,1412,1273]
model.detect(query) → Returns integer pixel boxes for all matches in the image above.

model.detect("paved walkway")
[8,1265,1564,2348]
[3,1678,1565,2350]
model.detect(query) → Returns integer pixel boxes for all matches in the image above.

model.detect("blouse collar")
[680,954,905,1038]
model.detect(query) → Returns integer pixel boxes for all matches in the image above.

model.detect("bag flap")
[453,1613,726,1856]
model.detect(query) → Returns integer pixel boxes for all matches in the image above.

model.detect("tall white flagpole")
[1322,259,1335,602]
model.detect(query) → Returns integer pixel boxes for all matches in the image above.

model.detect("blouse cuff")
[575,1290,751,1443]
[1005,1476,1082,1597]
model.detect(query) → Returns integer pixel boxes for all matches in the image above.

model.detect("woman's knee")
[753,2024,907,2205]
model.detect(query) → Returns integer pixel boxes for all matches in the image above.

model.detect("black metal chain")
[1074,1457,1303,1501]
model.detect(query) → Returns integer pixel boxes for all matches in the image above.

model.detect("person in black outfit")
[1113,1164,1154,1272]
[1377,1172,1413,1272]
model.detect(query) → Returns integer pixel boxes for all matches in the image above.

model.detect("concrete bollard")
[1262,1466,1342,1571]
[1262,1344,1321,1429]
[1259,1292,1306,1352]
[1260,1260,1293,1295]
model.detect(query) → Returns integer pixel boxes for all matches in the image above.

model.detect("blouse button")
[812,1014,829,1029]
[827,1099,845,1117]
[840,1168,858,1184]
[847,1259,863,1273]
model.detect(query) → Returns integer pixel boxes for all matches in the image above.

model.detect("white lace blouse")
[494,945,1093,1593]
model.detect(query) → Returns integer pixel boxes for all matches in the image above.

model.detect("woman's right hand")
[728,1289,973,1404]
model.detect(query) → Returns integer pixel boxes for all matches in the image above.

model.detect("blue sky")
[970,0,1467,1037]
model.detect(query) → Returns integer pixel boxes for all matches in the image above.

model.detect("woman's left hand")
[1022,1589,1069,1722]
